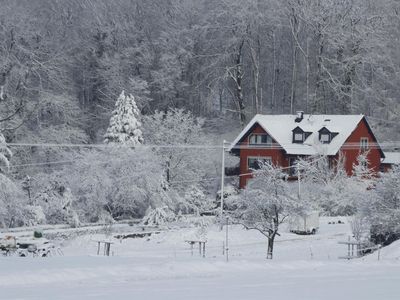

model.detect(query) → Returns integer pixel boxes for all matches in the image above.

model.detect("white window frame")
[249,133,272,145]
[294,133,304,142]
[360,137,369,152]
[320,133,330,143]
[247,156,272,170]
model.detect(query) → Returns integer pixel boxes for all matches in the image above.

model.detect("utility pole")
[220,140,226,220]
[225,216,229,262]
[297,161,301,199]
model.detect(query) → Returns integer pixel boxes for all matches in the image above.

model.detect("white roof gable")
[382,152,400,164]
[229,114,365,156]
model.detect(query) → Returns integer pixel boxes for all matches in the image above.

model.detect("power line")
[6,141,400,150]
[10,160,75,168]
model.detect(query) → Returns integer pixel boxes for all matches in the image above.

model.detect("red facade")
[235,118,384,189]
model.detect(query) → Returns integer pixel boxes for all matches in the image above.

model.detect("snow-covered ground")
[1,217,399,300]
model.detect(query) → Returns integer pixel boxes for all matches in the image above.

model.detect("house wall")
[239,125,288,188]
[339,118,382,175]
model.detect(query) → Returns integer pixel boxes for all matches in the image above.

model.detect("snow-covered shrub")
[360,166,400,245]
[0,174,26,228]
[23,205,46,226]
[63,147,171,222]
[177,186,214,215]
[298,155,370,216]
[142,206,175,225]
[34,180,80,226]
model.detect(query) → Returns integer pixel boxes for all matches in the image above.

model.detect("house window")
[320,133,330,144]
[294,133,304,143]
[360,138,368,152]
[249,134,272,145]
[247,156,272,170]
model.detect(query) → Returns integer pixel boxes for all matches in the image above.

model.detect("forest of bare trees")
[1,0,400,135]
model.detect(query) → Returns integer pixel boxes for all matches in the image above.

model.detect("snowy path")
[1,218,399,300]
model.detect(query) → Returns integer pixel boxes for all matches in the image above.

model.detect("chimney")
[295,111,304,123]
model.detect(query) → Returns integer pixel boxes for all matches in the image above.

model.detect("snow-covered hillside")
[1,217,399,300]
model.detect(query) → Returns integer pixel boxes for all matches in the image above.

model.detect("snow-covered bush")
[360,166,400,245]
[298,155,370,216]
[0,174,26,228]
[142,206,175,225]
[104,90,144,146]
[177,186,214,215]
[64,147,171,222]
[23,205,46,226]
[34,180,80,226]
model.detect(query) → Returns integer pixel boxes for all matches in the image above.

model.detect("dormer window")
[292,127,311,144]
[318,127,338,144]
[249,133,272,145]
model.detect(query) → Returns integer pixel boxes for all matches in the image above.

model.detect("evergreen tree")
[104,91,144,146]
[0,132,12,174]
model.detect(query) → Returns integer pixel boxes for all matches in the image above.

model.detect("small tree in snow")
[34,180,80,227]
[142,206,175,225]
[231,162,298,259]
[104,91,144,146]
[352,152,374,183]
[143,108,206,185]
[360,166,400,245]
[298,155,360,216]
[178,186,214,215]
[0,132,12,174]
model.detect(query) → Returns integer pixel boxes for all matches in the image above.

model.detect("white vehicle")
[289,211,319,235]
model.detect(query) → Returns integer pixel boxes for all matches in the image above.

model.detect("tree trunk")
[267,233,276,259]
[235,40,245,126]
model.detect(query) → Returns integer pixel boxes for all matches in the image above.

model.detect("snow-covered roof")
[382,152,400,165]
[229,114,366,156]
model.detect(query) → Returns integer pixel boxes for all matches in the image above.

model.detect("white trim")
[249,133,272,145]
[294,133,304,142]
[320,133,330,143]
[360,137,369,151]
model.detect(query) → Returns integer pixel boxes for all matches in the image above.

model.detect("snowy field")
[1,217,400,300]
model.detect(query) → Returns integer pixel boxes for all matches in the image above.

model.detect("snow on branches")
[104,91,144,146]
[231,162,299,259]
[0,132,12,174]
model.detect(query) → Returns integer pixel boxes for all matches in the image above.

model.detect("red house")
[229,112,385,189]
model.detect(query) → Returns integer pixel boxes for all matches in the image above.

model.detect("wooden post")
[203,242,206,258]
[97,242,100,255]
[348,236,350,259]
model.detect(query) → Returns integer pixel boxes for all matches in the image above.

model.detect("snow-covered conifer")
[104,91,144,146]
[0,132,12,174]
